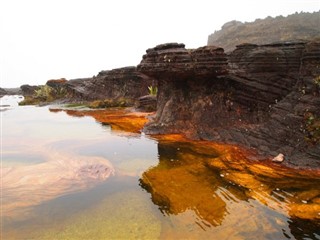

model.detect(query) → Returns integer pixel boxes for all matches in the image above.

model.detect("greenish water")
[1,96,319,240]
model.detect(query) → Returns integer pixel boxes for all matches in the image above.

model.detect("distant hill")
[208,11,320,52]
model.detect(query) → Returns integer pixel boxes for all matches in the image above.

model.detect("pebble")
[272,153,284,163]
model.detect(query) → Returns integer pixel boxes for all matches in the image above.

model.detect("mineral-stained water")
[1,95,319,240]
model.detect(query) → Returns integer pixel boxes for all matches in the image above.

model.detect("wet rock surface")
[138,41,320,168]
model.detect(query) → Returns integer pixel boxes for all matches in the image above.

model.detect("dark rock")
[138,43,228,80]
[65,66,155,102]
[138,40,320,169]
[136,95,157,112]
[0,87,7,97]
[46,78,67,88]
[20,85,39,96]
[208,11,320,52]
[3,88,22,95]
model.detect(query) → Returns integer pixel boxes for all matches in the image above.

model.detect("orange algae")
[140,134,320,227]
[49,109,320,224]
[52,108,152,133]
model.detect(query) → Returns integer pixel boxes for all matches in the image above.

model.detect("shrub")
[34,85,54,101]
[18,96,41,105]
[148,86,158,96]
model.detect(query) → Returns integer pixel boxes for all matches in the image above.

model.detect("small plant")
[304,112,320,144]
[314,76,320,86]
[148,86,158,96]
[64,103,87,108]
[18,96,41,106]
[88,98,133,109]
[34,85,54,101]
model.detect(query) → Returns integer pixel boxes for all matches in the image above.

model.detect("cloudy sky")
[0,0,319,88]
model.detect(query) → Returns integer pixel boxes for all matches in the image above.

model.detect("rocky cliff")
[208,11,320,52]
[138,41,320,168]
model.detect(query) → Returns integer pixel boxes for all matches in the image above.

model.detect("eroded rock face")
[138,41,320,168]
[139,43,228,79]
[65,66,155,101]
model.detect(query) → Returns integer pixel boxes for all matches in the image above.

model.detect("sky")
[0,0,319,88]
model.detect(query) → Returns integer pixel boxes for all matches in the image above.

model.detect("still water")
[1,95,320,239]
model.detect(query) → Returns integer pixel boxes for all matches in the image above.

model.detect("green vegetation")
[34,85,54,101]
[18,96,41,106]
[208,11,320,52]
[64,103,87,108]
[304,112,320,144]
[148,85,158,96]
[313,76,320,86]
[88,98,134,109]
[19,82,68,106]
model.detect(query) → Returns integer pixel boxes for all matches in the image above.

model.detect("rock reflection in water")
[50,107,152,133]
[140,135,320,239]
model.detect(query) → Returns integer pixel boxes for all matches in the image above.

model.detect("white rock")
[272,153,284,163]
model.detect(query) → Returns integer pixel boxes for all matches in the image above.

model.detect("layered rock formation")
[138,41,320,168]
[65,66,155,102]
[17,67,155,106]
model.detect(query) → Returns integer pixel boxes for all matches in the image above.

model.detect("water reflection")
[1,97,159,236]
[140,135,320,239]
[49,107,152,134]
[2,96,320,239]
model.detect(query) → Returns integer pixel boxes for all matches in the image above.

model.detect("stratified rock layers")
[65,66,155,101]
[138,41,320,168]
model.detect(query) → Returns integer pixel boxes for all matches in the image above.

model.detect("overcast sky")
[0,0,319,88]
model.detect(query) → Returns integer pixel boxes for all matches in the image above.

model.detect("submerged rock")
[2,149,114,218]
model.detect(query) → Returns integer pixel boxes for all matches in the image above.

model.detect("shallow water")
[1,96,320,239]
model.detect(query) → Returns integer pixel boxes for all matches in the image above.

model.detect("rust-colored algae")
[140,134,320,228]
[54,108,152,133]
[48,109,320,227]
